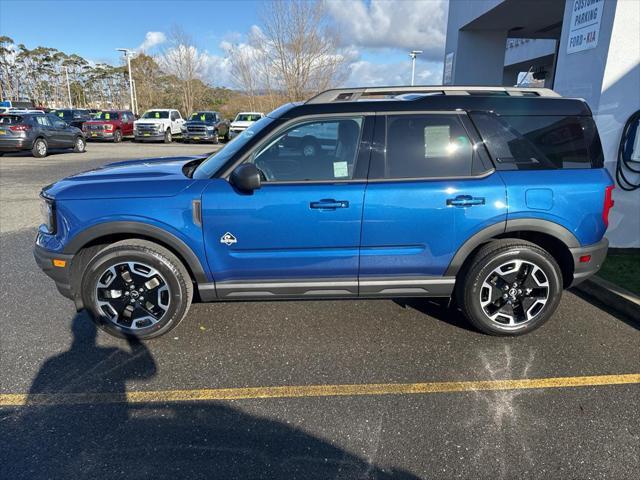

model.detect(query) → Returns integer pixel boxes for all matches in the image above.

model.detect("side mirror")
[230,163,261,192]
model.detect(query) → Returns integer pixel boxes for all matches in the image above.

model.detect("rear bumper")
[33,243,78,306]
[0,138,30,151]
[570,238,609,286]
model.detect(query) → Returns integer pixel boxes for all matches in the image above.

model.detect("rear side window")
[383,114,474,178]
[0,115,24,124]
[471,113,604,169]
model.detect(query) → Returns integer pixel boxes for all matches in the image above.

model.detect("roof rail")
[306,85,561,104]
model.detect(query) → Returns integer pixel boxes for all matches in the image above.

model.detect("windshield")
[54,110,74,120]
[93,111,119,120]
[190,112,215,122]
[235,113,261,122]
[193,116,275,179]
[142,110,169,119]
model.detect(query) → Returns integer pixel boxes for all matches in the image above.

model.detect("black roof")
[275,95,591,119]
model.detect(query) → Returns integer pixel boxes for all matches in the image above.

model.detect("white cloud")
[344,58,443,87]
[326,0,448,61]
[138,31,167,52]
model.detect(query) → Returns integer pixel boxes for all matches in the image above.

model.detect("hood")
[134,119,166,125]
[184,120,215,126]
[230,121,253,128]
[44,156,206,200]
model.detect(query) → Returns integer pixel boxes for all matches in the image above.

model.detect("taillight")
[603,185,615,228]
[9,124,30,131]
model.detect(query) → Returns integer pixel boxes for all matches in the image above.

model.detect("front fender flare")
[63,221,209,284]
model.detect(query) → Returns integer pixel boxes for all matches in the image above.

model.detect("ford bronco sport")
[34,86,613,339]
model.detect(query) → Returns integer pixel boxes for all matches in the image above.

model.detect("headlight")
[40,194,56,234]
[206,126,214,131]
[181,125,187,132]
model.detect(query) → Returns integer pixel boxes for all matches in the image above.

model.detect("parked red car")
[83,110,135,142]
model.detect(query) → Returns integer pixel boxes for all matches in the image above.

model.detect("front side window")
[384,114,474,178]
[251,117,363,182]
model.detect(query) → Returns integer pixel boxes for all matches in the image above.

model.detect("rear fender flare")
[445,219,579,276]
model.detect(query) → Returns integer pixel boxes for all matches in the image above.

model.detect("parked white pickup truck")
[134,109,185,143]
[229,111,265,139]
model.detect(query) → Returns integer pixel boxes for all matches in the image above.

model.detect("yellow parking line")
[1,373,638,407]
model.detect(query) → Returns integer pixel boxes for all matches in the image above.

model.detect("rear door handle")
[446,195,485,207]
[310,199,349,210]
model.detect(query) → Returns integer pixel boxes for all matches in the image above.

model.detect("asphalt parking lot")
[1,142,639,479]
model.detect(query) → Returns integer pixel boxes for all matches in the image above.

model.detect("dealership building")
[444,0,640,247]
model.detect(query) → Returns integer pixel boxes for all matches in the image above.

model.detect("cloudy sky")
[0,0,449,88]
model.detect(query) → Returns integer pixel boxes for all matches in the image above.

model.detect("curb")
[573,276,640,320]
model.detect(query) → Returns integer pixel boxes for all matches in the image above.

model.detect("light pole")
[132,79,139,116]
[116,48,135,112]
[409,50,423,86]
[64,66,72,108]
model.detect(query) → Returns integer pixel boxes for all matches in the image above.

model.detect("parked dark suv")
[51,109,93,129]
[0,112,86,157]
[34,86,613,339]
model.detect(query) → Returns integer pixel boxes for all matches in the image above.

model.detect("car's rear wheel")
[32,138,48,157]
[73,136,86,153]
[113,129,122,143]
[80,239,193,339]
[457,239,562,336]
[164,129,172,143]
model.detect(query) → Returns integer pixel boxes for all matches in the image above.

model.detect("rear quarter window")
[471,113,603,169]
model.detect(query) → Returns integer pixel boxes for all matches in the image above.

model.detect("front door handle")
[446,195,485,207]
[310,199,349,210]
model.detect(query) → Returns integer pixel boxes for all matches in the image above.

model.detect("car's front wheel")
[457,239,562,335]
[164,129,172,143]
[80,239,193,339]
[113,129,122,143]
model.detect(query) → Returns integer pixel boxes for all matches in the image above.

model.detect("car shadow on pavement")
[570,288,640,331]
[394,298,475,332]
[1,313,419,480]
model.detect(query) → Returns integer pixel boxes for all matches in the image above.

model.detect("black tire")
[32,137,48,157]
[113,129,122,143]
[73,136,86,153]
[80,239,193,340]
[164,129,172,143]
[457,239,562,336]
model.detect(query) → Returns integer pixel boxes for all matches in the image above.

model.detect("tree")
[159,27,205,115]
[253,0,348,102]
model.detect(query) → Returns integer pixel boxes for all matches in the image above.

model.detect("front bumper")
[85,131,114,140]
[33,243,78,306]
[569,238,609,286]
[229,129,245,138]
[183,131,217,141]
[135,132,165,141]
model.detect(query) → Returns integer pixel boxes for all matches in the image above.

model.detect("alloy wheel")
[95,261,171,330]
[37,140,47,156]
[479,259,549,329]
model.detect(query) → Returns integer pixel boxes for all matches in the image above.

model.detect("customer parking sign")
[567,0,604,54]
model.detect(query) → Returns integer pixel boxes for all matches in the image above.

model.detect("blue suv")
[34,86,614,339]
